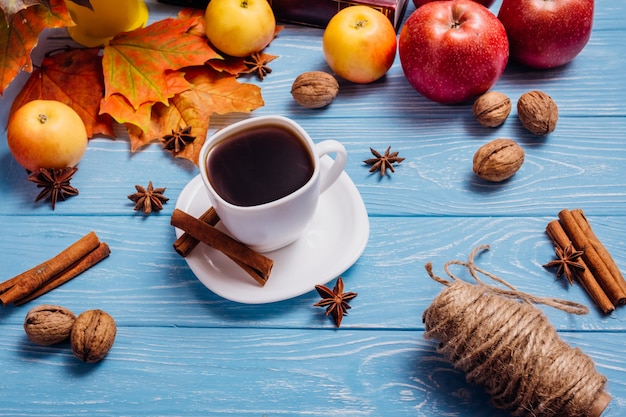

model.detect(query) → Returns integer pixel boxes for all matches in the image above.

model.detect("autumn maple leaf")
[0,0,73,96]
[100,70,192,133]
[181,65,265,117]
[176,7,205,37]
[0,0,48,23]
[0,0,90,22]
[100,94,154,135]
[207,55,251,76]
[102,16,221,110]
[11,48,115,137]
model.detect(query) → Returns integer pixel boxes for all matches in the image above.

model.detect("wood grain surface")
[1,1,625,416]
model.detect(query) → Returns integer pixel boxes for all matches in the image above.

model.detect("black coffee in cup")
[206,124,315,207]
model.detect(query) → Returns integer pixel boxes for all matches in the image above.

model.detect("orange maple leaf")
[102,16,221,110]
[100,70,191,133]
[128,65,264,165]
[126,121,161,153]
[176,7,203,20]
[100,93,153,134]
[176,7,205,37]
[10,48,115,137]
[0,0,73,96]
[181,65,265,117]
[1,0,33,20]
[207,55,250,76]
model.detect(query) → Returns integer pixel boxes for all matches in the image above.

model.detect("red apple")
[414,0,495,8]
[399,0,509,104]
[498,0,594,69]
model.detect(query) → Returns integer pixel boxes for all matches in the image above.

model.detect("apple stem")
[37,114,48,124]
[353,19,369,29]
[240,0,249,8]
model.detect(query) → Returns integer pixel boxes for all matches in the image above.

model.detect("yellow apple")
[205,0,276,57]
[7,100,88,172]
[65,0,149,47]
[323,6,397,84]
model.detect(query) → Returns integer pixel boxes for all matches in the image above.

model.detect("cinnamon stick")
[14,242,111,306]
[570,209,626,295]
[170,209,273,286]
[0,231,101,306]
[173,206,220,257]
[172,207,270,282]
[0,274,23,296]
[546,220,614,314]
[558,209,626,306]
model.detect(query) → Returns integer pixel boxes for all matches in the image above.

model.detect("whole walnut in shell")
[24,304,76,345]
[517,90,558,135]
[291,71,339,109]
[473,91,511,127]
[473,138,525,182]
[71,309,117,363]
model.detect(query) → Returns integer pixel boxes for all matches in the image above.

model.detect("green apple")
[205,0,276,57]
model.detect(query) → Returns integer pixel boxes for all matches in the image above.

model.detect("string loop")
[425,244,589,315]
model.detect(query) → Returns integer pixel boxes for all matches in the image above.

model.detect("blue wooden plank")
[0,325,623,417]
[2,114,625,217]
[1,216,624,331]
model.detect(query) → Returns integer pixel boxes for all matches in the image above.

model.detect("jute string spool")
[423,245,610,417]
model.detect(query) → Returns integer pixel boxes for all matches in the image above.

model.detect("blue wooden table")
[1,1,625,415]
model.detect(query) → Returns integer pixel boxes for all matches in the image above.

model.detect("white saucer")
[174,160,370,304]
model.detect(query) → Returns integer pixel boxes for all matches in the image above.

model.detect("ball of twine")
[423,245,610,417]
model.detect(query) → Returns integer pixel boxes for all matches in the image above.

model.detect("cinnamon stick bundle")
[546,220,614,314]
[0,231,110,306]
[171,209,273,286]
[545,209,626,313]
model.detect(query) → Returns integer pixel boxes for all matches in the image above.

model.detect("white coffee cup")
[199,115,347,253]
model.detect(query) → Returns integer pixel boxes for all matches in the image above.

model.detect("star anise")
[162,126,196,155]
[128,181,169,214]
[242,52,277,80]
[27,167,79,210]
[314,277,357,327]
[543,242,585,285]
[364,146,405,177]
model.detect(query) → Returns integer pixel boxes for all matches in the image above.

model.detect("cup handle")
[315,139,347,194]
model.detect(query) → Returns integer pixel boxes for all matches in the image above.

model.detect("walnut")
[473,91,511,127]
[291,71,339,109]
[473,138,525,182]
[23,304,76,345]
[70,309,117,363]
[517,90,558,135]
